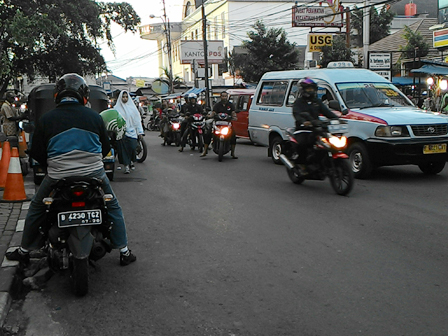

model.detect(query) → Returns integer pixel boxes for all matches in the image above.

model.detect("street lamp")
[150,6,173,94]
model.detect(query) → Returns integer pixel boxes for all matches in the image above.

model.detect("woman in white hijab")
[114,90,144,174]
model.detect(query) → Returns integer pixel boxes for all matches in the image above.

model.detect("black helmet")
[54,73,89,105]
[298,77,318,99]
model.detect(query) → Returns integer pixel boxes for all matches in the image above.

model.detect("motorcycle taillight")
[72,201,86,208]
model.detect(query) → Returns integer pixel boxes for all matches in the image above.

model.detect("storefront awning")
[411,64,448,76]
[183,87,207,96]
[391,77,416,86]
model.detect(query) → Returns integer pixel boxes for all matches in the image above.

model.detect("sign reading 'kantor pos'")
[292,5,343,27]
[180,40,224,65]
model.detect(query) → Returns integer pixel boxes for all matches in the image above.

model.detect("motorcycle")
[211,112,233,162]
[186,113,205,152]
[162,114,182,146]
[147,114,161,131]
[43,177,113,296]
[279,118,354,196]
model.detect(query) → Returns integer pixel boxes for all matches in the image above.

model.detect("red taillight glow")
[72,202,85,208]
[73,191,84,197]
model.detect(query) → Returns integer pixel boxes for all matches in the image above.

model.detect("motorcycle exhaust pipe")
[90,241,107,261]
[279,154,295,170]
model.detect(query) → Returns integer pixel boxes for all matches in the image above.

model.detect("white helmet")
[188,93,197,100]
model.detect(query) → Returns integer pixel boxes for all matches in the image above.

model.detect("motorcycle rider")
[201,91,238,158]
[178,93,204,152]
[6,74,136,267]
[292,78,339,172]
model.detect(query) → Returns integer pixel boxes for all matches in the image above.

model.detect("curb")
[0,176,35,328]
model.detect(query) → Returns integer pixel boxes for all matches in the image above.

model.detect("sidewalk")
[0,175,35,327]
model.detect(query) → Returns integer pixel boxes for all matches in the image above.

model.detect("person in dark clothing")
[292,78,339,168]
[6,74,136,267]
[201,91,238,158]
[178,93,205,152]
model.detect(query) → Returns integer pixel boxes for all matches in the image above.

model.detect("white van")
[248,63,448,178]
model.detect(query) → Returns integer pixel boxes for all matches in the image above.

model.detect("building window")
[221,12,226,38]
[191,32,194,40]
[195,29,198,40]
[185,1,192,18]
[214,17,218,39]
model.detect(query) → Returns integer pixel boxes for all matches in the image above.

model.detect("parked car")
[227,89,255,141]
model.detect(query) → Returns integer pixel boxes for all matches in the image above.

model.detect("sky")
[100,0,184,79]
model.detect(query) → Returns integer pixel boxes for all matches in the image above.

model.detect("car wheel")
[270,136,283,165]
[418,161,445,175]
[348,142,373,179]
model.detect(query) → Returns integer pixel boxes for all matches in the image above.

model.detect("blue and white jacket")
[30,101,110,179]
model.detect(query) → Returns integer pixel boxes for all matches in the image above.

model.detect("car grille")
[411,125,448,136]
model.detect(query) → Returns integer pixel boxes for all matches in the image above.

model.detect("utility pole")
[345,7,351,48]
[162,0,174,94]
[202,3,211,109]
[363,0,370,68]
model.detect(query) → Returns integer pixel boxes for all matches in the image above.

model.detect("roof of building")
[368,18,439,64]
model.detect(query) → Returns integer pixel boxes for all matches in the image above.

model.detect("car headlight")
[375,126,409,137]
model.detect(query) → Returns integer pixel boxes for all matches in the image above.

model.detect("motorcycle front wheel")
[287,167,305,184]
[136,138,147,163]
[329,159,354,196]
[218,140,224,162]
[71,257,89,297]
[198,134,204,153]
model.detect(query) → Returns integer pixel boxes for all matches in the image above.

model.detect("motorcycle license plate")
[423,143,447,154]
[58,210,102,228]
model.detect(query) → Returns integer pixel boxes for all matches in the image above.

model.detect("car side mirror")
[328,100,341,111]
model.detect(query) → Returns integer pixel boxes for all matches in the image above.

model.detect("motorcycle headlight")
[328,136,347,149]
[173,123,180,130]
[375,126,409,137]
[221,127,229,136]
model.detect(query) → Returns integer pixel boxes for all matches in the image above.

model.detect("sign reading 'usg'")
[308,34,333,52]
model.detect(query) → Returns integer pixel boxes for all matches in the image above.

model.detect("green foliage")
[320,35,355,68]
[153,67,185,93]
[0,0,140,94]
[398,25,430,60]
[231,21,299,83]
[351,5,395,46]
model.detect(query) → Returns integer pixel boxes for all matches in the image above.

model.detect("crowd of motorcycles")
[143,108,235,162]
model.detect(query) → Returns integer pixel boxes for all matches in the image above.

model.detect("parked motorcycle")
[43,177,113,296]
[162,114,182,146]
[147,114,161,131]
[279,118,354,196]
[186,113,205,152]
[211,112,233,162]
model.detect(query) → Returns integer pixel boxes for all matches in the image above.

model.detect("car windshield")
[336,82,414,109]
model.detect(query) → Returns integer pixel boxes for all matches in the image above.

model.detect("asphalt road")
[9,131,448,336]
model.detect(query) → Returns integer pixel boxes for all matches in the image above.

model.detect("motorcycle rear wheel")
[71,257,89,297]
[287,167,305,184]
[329,159,354,196]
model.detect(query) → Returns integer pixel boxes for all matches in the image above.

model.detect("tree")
[231,21,299,83]
[0,0,140,95]
[320,35,355,68]
[153,66,186,93]
[351,5,395,46]
[398,25,430,60]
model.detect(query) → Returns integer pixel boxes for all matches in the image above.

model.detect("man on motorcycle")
[6,74,136,267]
[292,78,339,171]
[178,93,204,152]
[201,91,238,158]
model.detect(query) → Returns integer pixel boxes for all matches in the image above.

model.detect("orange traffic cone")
[18,131,28,158]
[0,141,11,189]
[2,147,29,202]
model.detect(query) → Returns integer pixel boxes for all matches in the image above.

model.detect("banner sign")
[373,70,391,81]
[308,34,333,52]
[434,28,448,48]
[369,53,391,70]
[180,40,224,64]
[292,4,343,27]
